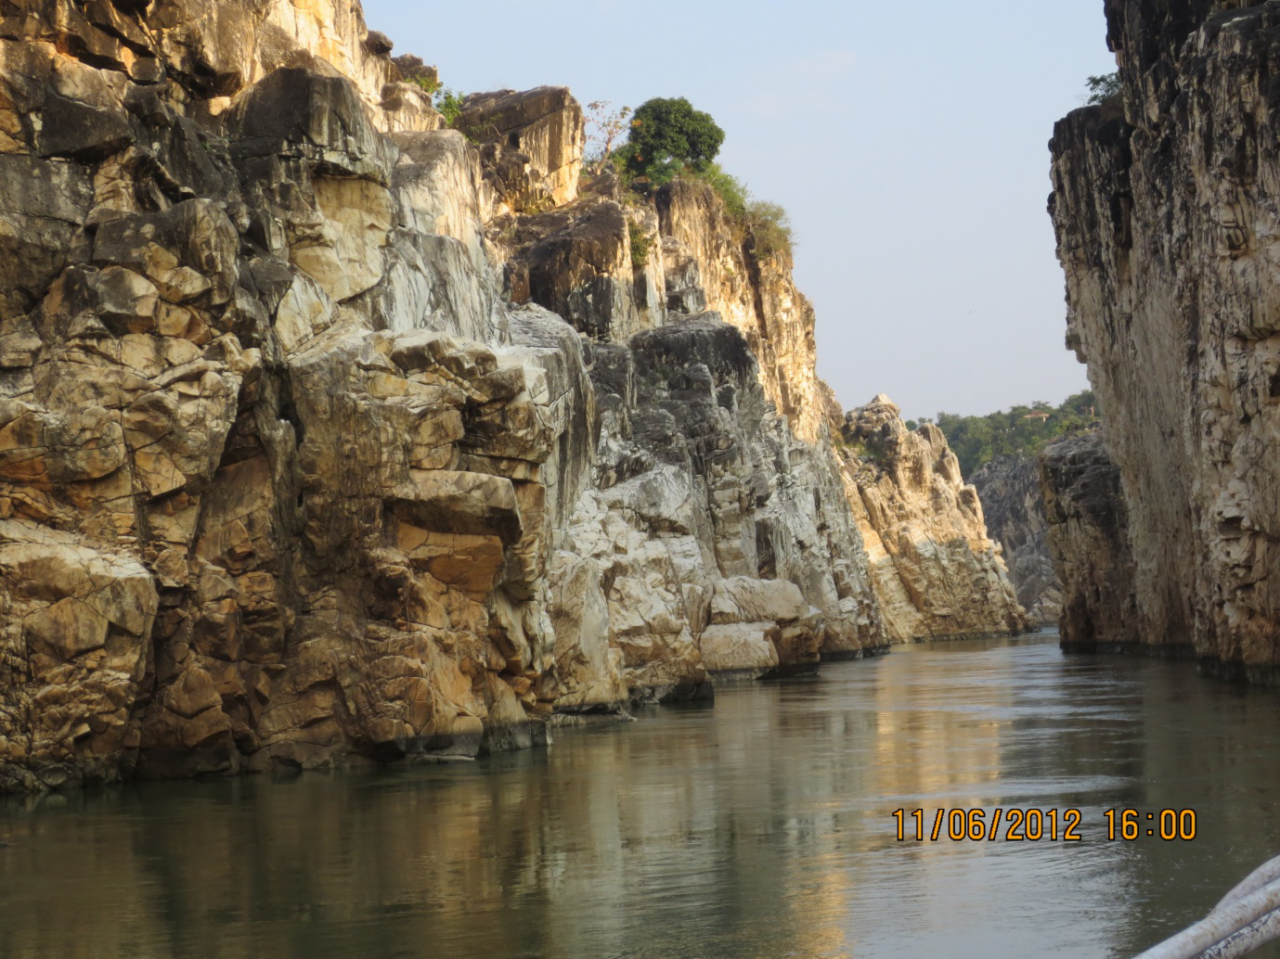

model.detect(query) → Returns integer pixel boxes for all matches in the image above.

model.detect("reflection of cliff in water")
[5,636,1280,958]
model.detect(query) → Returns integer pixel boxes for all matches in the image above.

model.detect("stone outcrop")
[1049,1,1280,678]
[0,0,594,790]
[835,396,1027,643]
[970,454,1063,627]
[1040,432,1138,652]
[0,0,1024,790]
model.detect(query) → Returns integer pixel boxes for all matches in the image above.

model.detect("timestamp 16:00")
[891,808,1198,842]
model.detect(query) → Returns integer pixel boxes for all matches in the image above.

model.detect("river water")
[4,633,1280,959]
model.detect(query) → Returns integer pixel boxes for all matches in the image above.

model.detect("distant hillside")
[911,391,1097,479]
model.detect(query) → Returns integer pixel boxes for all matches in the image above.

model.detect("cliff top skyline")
[362,0,1115,422]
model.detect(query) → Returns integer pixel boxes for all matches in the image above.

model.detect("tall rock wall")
[970,454,1063,627]
[1050,0,1280,678]
[835,397,1027,643]
[0,0,1024,791]
[494,168,888,690]
[1040,433,1138,652]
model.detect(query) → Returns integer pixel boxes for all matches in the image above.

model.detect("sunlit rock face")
[834,396,1028,643]
[0,0,1022,790]
[971,454,1063,627]
[1049,0,1280,678]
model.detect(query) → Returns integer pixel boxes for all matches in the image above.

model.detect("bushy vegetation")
[628,220,650,269]
[609,97,794,259]
[1085,73,1121,104]
[409,74,441,97]
[745,201,793,259]
[434,88,467,127]
[915,390,1098,478]
[625,97,725,184]
[692,163,749,219]
[683,165,794,259]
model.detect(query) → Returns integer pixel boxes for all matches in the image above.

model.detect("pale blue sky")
[361,1,1116,420]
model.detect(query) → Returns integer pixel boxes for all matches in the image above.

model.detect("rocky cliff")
[970,454,1062,627]
[1040,432,1138,652]
[0,0,1022,791]
[1050,0,1280,678]
[835,397,1027,643]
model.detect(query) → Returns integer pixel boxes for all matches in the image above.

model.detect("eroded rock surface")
[971,454,1063,627]
[0,0,1024,790]
[836,396,1027,642]
[1040,433,1137,653]
[1049,1,1280,677]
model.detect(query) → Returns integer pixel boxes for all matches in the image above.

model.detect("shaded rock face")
[836,396,1028,642]
[0,0,1024,790]
[1040,433,1137,652]
[1049,0,1280,676]
[552,315,884,700]
[970,455,1063,627]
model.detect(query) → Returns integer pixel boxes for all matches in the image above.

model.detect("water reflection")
[4,635,1280,958]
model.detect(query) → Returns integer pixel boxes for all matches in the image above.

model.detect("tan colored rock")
[710,577,809,626]
[837,396,1026,643]
[24,597,110,661]
[289,177,393,302]
[389,470,523,544]
[699,623,780,675]
[0,0,1023,792]
[457,87,584,211]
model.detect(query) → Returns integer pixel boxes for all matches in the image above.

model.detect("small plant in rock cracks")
[628,220,651,269]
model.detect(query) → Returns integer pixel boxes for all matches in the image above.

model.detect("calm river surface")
[5,633,1280,959]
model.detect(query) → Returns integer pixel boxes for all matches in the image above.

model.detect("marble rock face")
[0,0,1025,790]
[834,396,1028,643]
[1049,1,1280,679]
[970,454,1063,628]
[1039,433,1136,653]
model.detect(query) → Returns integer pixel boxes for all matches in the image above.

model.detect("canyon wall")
[1050,0,1280,678]
[836,397,1027,643]
[0,0,1022,791]
[970,454,1062,627]
[1040,433,1138,652]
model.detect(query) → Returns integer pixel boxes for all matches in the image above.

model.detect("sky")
[360,0,1118,422]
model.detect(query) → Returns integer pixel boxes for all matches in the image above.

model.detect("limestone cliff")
[835,396,1027,643]
[492,164,885,691]
[970,454,1062,627]
[1049,0,1280,678]
[1040,432,1138,652]
[0,0,1022,791]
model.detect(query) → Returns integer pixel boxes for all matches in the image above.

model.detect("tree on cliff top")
[1085,73,1121,104]
[623,97,725,183]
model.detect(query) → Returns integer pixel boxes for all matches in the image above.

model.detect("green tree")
[936,390,1098,478]
[1085,73,1121,104]
[625,97,725,183]
[434,88,466,126]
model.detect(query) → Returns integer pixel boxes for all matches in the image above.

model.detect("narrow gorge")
[0,0,1027,792]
